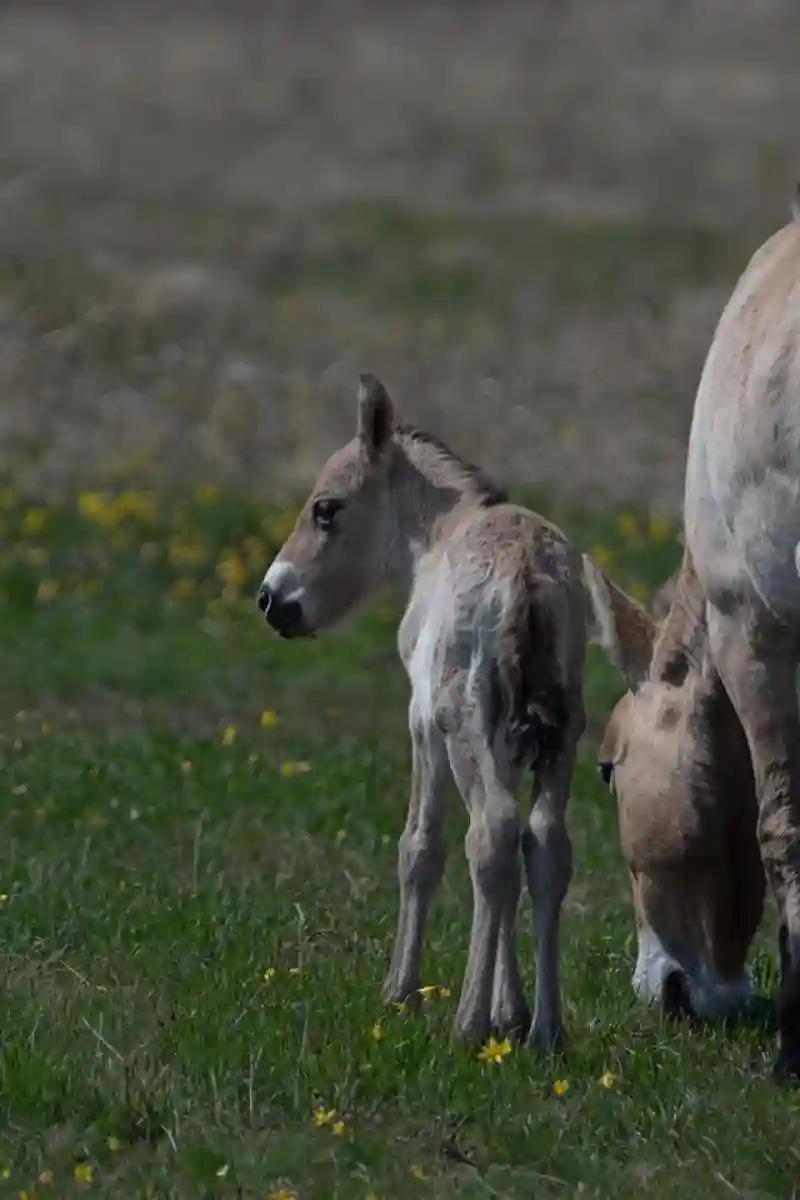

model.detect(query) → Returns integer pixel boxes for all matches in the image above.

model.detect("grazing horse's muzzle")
[256,581,310,639]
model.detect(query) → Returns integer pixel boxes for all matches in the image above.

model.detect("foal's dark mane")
[396,423,507,507]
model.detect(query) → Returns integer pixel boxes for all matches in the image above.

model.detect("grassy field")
[0,484,796,1200]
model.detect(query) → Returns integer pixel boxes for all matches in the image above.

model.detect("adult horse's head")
[584,551,765,1021]
[258,374,396,638]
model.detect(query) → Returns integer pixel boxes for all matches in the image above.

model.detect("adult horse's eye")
[599,761,614,787]
[312,497,344,531]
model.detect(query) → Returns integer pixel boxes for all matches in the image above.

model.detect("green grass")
[0,487,795,1200]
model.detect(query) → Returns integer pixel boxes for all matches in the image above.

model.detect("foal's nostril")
[256,582,272,614]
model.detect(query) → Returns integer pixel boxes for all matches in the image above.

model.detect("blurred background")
[0,0,797,515]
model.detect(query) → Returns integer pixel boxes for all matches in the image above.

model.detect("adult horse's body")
[683,208,800,1076]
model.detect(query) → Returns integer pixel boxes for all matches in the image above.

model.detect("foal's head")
[258,374,397,638]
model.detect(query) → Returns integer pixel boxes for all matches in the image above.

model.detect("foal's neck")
[387,429,504,587]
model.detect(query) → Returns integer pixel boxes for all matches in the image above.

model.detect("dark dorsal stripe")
[396,423,508,507]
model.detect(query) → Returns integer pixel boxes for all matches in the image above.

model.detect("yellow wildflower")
[268,1190,297,1200]
[114,490,157,523]
[22,508,47,537]
[599,1071,617,1090]
[263,967,276,983]
[371,1022,385,1041]
[615,511,640,542]
[418,984,449,1002]
[167,537,207,569]
[331,1120,347,1136]
[393,1001,409,1014]
[195,484,221,505]
[260,709,279,729]
[221,725,237,746]
[553,1078,570,1097]
[168,579,197,601]
[36,580,59,604]
[410,1165,427,1180]
[648,516,673,543]
[216,553,249,589]
[107,1137,122,1151]
[313,1107,336,1128]
[38,1168,54,1184]
[78,492,115,527]
[74,1163,94,1183]
[590,544,614,570]
[477,1036,513,1064]
[280,760,311,778]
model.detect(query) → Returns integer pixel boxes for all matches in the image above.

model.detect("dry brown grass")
[0,0,797,511]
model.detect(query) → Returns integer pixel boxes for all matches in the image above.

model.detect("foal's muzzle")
[256,582,310,639]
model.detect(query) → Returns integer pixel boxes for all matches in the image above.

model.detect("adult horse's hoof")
[774,962,800,1083]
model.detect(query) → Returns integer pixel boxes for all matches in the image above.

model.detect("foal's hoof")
[381,978,421,1011]
[528,1019,566,1056]
[491,1004,532,1044]
[772,1045,800,1085]
[774,963,800,1083]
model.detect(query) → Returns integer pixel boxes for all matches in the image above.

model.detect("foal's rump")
[455,506,582,772]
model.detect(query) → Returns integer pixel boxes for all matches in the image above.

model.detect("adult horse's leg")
[382,706,449,1005]
[708,606,800,1078]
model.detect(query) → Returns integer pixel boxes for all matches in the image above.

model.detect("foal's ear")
[357,373,394,460]
[582,554,655,689]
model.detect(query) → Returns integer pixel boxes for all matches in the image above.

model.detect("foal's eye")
[599,762,614,787]
[311,497,344,531]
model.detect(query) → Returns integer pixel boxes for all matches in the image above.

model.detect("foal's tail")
[489,575,570,771]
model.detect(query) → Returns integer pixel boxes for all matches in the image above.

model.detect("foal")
[258,375,586,1048]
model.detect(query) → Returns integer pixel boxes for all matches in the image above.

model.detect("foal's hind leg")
[487,761,531,1039]
[382,705,449,1006]
[523,708,582,1052]
[708,607,800,1078]
[490,847,531,1040]
[447,723,522,1042]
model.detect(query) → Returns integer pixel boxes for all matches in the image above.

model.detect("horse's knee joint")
[466,813,519,886]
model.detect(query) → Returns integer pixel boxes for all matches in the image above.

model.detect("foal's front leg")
[382,708,449,1006]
